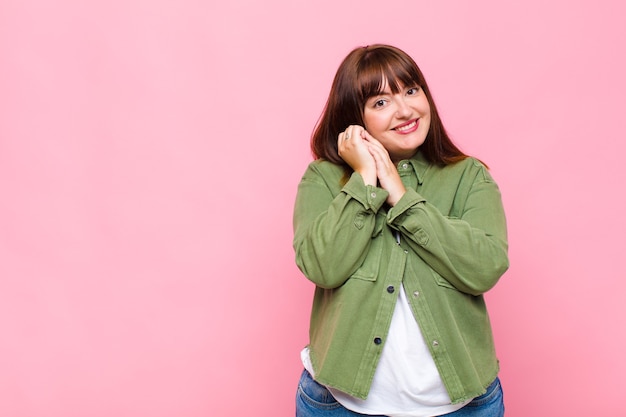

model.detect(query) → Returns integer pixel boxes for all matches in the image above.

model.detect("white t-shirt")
[302,286,470,417]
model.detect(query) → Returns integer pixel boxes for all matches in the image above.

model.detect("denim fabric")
[295,369,505,417]
[440,377,504,417]
[296,370,386,417]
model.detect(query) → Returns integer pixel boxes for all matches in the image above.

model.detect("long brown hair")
[311,44,468,168]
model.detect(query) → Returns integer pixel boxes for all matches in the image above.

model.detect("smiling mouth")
[393,119,418,133]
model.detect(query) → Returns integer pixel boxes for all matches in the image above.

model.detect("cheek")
[363,113,385,133]
[422,115,432,135]
[362,115,374,132]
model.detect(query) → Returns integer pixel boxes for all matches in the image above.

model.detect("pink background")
[1,0,625,416]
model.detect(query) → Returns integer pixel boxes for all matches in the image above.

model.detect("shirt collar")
[397,151,430,185]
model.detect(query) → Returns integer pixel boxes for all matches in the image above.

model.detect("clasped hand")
[338,125,406,206]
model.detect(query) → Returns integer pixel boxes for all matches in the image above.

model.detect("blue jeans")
[295,369,504,417]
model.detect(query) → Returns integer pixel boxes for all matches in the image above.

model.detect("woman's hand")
[362,132,406,206]
[338,126,406,206]
[337,125,377,186]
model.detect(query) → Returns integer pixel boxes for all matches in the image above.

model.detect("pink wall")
[1,0,625,416]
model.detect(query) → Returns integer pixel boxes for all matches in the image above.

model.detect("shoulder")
[445,157,495,183]
[301,159,345,182]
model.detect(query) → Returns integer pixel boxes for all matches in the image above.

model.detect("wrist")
[357,169,377,186]
[386,187,406,207]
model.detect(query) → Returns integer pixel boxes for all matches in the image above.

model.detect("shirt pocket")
[350,213,385,282]
[431,269,456,290]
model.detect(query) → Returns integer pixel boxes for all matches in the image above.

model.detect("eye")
[406,86,421,95]
[373,99,387,108]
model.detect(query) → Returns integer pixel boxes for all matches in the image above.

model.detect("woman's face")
[362,80,431,163]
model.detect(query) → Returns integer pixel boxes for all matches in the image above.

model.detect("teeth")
[396,120,417,132]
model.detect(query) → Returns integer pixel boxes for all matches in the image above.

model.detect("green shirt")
[293,152,509,403]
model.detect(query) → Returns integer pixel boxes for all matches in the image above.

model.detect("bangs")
[356,51,422,102]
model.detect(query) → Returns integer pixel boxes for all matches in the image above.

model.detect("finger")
[346,125,367,142]
[368,146,390,168]
[337,132,347,154]
[366,139,391,161]
[361,129,379,144]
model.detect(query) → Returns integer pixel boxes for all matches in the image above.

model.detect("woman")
[293,44,508,417]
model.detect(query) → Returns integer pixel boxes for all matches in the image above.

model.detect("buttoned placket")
[354,225,408,392]
[374,231,406,343]
[395,160,446,366]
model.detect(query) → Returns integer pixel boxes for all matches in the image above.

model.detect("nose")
[395,97,411,118]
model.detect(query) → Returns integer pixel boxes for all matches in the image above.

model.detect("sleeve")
[387,164,509,296]
[293,164,388,289]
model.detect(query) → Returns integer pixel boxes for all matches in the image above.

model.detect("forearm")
[293,170,388,289]
[388,184,509,295]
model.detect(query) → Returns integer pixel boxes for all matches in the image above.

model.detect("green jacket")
[293,152,509,403]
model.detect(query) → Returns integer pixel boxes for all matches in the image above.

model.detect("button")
[432,340,439,347]
[402,163,409,170]
[413,291,419,298]
[404,250,408,254]
[370,192,377,198]
[387,286,395,294]
[374,337,382,345]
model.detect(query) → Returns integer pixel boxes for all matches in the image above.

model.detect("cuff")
[342,172,388,213]
[386,188,426,225]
